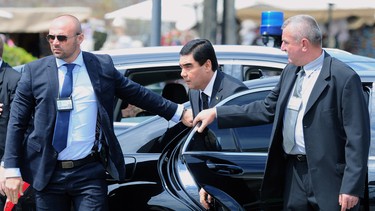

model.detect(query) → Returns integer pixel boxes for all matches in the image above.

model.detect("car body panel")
[105,46,375,210]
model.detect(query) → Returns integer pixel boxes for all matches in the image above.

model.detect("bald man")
[3,15,192,210]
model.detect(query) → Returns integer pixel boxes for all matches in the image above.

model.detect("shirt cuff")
[171,104,184,123]
[4,168,21,178]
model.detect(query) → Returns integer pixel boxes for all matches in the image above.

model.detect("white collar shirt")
[289,51,325,154]
[56,52,98,160]
[200,70,218,105]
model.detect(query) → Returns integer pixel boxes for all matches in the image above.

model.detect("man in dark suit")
[194,15,370,211]
[180,39,248,209]
[3,15,192,211]
[0,37,21,209]
[180,39,248,117]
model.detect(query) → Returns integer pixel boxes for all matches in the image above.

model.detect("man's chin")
[52,52,62,59]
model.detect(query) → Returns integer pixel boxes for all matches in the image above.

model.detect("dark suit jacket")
[4,52,178,191]
[190,70,248,117]
[0,62,21,159]
[216,52,370,210]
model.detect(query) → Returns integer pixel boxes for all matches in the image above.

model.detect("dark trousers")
[34,161,108,211]
[283,158,319,211]
[283,158,360,211]
[0,194,5,210]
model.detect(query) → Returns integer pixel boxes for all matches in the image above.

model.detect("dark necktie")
[201,92,209,110]
[283,68,305,153]
[52,63,75,153]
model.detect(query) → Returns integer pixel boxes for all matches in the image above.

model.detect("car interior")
[243,65,281,80]
[113,65,185,122]
[161,83,188,104]
[112,64,283,124]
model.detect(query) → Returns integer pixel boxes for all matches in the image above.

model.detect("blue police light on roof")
[260,11,284,48]
[260,11,284,36]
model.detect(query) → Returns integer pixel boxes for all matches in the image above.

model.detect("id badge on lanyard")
[56,97,73,111]
[287,96,302,111]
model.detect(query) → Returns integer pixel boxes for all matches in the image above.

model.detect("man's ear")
[204,59,212,71]
[301,38,309,52]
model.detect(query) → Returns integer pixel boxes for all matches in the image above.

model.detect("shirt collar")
[201,70,218,98]
[303,51,324,76]
[56,51,84,69]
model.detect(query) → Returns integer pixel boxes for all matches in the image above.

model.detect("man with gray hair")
[193,14,370,211]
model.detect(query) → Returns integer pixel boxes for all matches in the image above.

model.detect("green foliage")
[3,44,37,67]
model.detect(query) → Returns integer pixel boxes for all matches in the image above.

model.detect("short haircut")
[282,14,322,46]
[179,39,218,71]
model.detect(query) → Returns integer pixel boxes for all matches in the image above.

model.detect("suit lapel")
[46,58,59,100]
[210,71,224,107]
[190,90,200,117]
[82,52,101,101]
[304,54,331,115]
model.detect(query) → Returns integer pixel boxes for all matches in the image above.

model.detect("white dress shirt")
[289,51,325,155]
[200,70,218,105]
[56,52,97,160]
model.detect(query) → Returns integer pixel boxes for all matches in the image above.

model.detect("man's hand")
[4,177,24,204]
[193,108,217,133]
[0,103,3,116]
[339,194,359,211]
[199,188,212,210]
[0,166,5,196]
[181,108,193,127]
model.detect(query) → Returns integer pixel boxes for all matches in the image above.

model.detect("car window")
[186,89,272,152]
[113,65,186,123]
[243,65,281,80]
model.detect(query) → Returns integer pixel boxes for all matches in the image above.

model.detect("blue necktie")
[283,68,305,153]
[52,63,75,153]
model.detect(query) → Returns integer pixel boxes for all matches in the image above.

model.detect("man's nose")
[180,69,187,77]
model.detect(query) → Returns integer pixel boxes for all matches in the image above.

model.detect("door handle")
[206,160,243,175]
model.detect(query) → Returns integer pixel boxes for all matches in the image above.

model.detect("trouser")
[34,161,107,211]
[283,156,360,211]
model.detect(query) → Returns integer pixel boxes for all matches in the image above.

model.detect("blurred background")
[0,0,374,66]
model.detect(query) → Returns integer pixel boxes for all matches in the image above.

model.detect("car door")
[181,87,283,210]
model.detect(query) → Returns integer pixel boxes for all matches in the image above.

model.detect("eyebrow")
[180,63,193,68]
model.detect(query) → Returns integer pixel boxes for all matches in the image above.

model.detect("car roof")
[325,48,375,71]
[95,45,375,72]
[94,45,289,66]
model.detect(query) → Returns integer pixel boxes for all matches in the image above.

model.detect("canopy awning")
[104,0,202,31]
[236,0,375,28]
[0,7,92,33]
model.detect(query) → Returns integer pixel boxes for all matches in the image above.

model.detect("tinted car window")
[224,90,271,152]
[187,89,272,152]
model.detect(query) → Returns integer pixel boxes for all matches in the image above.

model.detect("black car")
[110,70,375,210]
[106,46,375,210]
[11,45,375,210]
